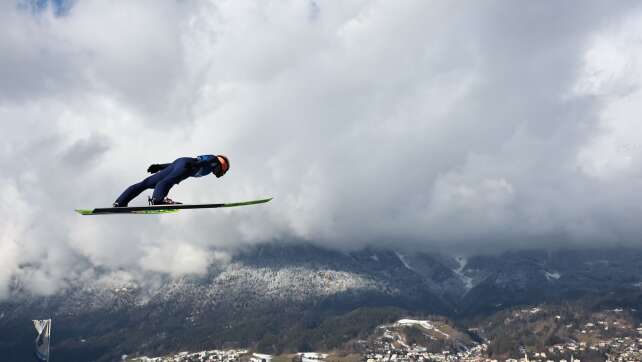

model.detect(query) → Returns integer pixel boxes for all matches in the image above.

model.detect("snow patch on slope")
[395,319,450,338]
[204,263,396,303]
[544,271,561,281]
[453,257,473,292]
[395,252,414,270]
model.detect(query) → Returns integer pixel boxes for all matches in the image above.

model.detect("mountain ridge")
[2,243,642,361]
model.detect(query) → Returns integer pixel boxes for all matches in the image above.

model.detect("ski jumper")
[114,155,221,206]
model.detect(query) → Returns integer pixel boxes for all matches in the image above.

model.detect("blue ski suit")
[114,155,221,206]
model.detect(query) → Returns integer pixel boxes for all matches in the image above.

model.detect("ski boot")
[149,196,183,205]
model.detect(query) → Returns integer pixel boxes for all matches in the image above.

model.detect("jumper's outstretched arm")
[147,163,171,173]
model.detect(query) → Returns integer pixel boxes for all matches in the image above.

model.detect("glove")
[147,163,170,173]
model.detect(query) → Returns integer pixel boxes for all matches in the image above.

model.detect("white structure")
[33,319,52,362]
[251,353,273,362]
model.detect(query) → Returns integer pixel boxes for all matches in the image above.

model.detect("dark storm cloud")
[1,0,642,298]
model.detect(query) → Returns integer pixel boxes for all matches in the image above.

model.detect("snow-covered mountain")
[1,243,642,361]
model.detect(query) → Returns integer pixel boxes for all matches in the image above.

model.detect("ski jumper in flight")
[113,155,229,206]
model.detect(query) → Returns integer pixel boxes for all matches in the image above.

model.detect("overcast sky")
[2,0,642,298]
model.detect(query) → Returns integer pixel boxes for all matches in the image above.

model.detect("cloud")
[61,133,110,167]
[139,242,216,277]
[1,0,642,298]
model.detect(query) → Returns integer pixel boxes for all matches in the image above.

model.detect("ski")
[75,197,272,215]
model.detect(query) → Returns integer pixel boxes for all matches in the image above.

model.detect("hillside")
[1,243,642,361]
